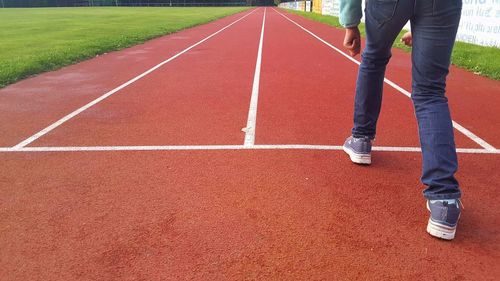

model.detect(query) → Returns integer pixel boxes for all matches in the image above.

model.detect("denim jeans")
[352,0,462,199]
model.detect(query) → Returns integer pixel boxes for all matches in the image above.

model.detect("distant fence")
[279,0,500,47]
[82,2,248,6]
[278,1,304,11]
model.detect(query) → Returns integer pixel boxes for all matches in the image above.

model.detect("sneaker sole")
[342,145,371,165]
[427,219,456,240]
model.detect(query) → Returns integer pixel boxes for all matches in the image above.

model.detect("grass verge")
[0,7,249,88]
[285,9,500,80]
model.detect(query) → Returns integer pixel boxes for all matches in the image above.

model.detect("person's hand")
[343,26,361,57]
[401,32,412,47]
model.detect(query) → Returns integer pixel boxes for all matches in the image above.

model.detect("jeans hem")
[352,132,375,140]
[423,191,461,200]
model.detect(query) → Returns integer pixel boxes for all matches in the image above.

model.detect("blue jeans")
[352,0,462,200]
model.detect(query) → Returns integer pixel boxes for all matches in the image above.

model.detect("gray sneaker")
[427,199,462,240]
[342,136,372,165]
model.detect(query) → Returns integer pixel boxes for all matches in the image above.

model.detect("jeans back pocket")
[367,0,399,26]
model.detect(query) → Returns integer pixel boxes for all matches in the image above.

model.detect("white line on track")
[273,8,497,152]
[244,7,266,146]
[0,145,498,154]
[11,8,259,150]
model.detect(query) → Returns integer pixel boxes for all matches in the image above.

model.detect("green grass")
[0,7,249,88]
[285,9,500,80]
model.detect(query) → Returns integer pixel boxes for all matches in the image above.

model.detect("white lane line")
[383,78,497,151]
[451,121,496,151]
[0,145,498,154]
[244,7,266,146]
[273,8,497,151]
[11,8,259,150]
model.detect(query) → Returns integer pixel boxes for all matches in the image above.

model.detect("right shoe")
[426,199,462,240]
[342,136,372,165]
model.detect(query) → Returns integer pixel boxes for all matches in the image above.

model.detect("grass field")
[0,7,249,88]
[286,9,500,80]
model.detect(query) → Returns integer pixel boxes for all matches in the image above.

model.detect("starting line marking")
[11,8,259,150]
[0,145,498,154]
[273,8,497,152]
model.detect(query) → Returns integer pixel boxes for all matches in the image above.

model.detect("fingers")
[343,39,360,56]
[343,38,353,49]
[343,28,361,57]
[352,38,360,56]
[401,38,412,47]
[345,38,360,57]
[401,32,412,47]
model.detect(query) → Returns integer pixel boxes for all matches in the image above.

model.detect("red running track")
[1,7,499,281]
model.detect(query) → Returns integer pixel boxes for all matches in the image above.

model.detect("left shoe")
[426,199,462,240]
[342,136,372,165]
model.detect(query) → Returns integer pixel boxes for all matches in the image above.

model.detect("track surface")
[1,8,499,280]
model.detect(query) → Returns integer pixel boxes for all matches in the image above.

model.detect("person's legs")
[344,0,413,165]
[411,0,463,240]
[411,0,462,200]
[351,0,412,139]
